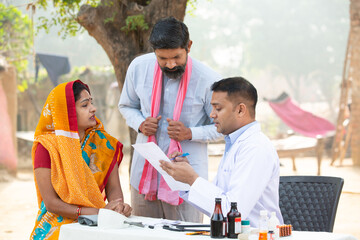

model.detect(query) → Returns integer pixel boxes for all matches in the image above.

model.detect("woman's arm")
[35,168,99,219]
[105,162,132,217]
[105,162,124,202]
[35,167,128,218]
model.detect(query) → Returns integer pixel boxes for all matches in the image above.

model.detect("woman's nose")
[91,105,96,113]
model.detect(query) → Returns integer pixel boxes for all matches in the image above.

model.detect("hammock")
[266,92,335,138]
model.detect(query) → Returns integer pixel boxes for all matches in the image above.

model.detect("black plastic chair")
[279,176,344,232]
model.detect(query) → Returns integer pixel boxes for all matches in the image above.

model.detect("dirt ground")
[1,151,359,240]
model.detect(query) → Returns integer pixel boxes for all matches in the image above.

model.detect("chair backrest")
[279,176,344,232]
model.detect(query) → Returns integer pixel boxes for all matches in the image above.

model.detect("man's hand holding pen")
[169,152,189,162]
[160,152,199,186]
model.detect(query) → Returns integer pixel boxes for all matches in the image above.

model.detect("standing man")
[118,16,222,222]
[160,77,283,227]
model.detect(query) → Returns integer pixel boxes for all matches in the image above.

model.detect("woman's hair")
[73,81,90,102]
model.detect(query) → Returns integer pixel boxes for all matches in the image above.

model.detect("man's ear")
[238,103,247,117]
[187,40,193,53]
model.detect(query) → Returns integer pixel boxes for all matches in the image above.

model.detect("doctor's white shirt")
[181,121,284,227]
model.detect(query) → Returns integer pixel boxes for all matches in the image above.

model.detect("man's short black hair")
[149,16,190,51]
[211,77,258,117]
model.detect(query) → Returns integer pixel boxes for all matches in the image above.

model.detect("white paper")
[132,142,190,191]
[98,208,129,229]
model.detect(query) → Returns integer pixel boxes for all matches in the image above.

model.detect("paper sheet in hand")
[132,142,190,191]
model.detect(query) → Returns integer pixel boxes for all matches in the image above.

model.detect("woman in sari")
[30,80,131,240]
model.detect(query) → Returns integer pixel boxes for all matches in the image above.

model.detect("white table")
[59,216,358,240]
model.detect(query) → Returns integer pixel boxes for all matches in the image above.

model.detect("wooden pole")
[331,30,352,165]
[349,0,360,165]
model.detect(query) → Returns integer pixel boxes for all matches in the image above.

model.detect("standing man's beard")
[161,65,186,79]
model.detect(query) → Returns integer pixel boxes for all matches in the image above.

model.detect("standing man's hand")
[167,118,192,141]
[139,116,162,136]
[159,160,198,186]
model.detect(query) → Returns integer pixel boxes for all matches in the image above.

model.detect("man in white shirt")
[160,77,284,227]
[118,17,222,222]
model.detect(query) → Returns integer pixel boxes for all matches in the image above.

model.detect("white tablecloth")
[59,216,358,240]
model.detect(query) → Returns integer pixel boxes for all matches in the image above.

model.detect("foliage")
[36,0,198,38]
[36,0,99,38]
[120,14,149,34]
[186,0,201,16]
[36,0,148,38]
[0,3,32,78]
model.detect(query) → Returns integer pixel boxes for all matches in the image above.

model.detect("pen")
[185,231,210,235]
[170,153,189,161]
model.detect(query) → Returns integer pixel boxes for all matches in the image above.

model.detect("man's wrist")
[138,122,144,133]
[188,174,199,186]
[187,127,192,140]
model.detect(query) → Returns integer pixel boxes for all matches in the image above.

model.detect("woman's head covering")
[32,80,122,208]
[31,79,123,239]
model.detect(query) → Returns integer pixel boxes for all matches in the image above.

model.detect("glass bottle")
[227,202,242,238]
[258,210,268,240]
[211,198,225,238]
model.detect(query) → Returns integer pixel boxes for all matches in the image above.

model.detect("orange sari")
[30,80,123,240]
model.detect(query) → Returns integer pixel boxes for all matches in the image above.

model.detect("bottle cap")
[231,202,237,207]
[241,220,250,225]
[215,198,222,202]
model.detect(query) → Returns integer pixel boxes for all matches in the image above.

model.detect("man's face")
[154,47,188,79]
[210,91,240,135]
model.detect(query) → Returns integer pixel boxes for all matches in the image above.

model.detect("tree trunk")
[349,0,360,165]
[77,0,187,89]
[76,0,188,171]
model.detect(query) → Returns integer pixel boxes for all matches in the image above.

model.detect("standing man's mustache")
[161,65,186,79]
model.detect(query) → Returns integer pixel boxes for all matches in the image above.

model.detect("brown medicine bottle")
[211,198,225,238]
[227,202,242,238]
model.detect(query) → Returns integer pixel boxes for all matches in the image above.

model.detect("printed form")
[132,142,190,191]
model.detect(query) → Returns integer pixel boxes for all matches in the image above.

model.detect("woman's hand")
[117,202,132,217]
[105,198,132,217]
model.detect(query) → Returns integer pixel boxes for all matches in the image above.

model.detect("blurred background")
[1,0,349,145]
[1,0,359,239]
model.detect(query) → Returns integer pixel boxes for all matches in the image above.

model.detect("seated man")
[160,77,283,227]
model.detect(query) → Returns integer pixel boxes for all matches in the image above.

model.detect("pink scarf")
[138,56,192,205]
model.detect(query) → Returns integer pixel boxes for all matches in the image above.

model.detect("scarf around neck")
[138,56,192,205]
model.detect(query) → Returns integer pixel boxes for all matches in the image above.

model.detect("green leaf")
[120,14,149,34]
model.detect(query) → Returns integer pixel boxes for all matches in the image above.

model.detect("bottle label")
[259,231,268,240]
[222,221,226,236]
[269,231,275,240]
[235,217,242,233]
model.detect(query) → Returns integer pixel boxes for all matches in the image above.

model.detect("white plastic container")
[259,210,268,240]
[268,212,280,239]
